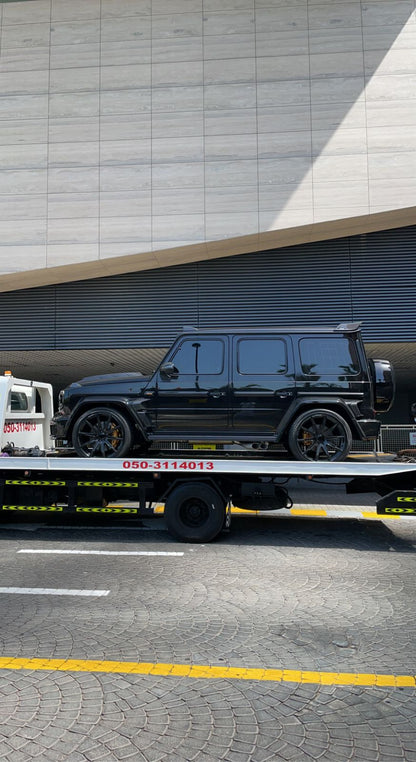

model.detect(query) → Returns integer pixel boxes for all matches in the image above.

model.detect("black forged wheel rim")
[76,412,126,457]
[179,498,210,528]
[296,414,349,461]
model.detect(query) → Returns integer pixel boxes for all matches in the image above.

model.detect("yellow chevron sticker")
[76,506,138,514]
[5,480,66,486]
[77,481,139,488]
[2,505,63,512]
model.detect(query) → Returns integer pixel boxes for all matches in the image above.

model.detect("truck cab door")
[151,335,229,435]
[230,335,295,437]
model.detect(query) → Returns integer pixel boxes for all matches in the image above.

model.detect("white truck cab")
[0,372,55,454]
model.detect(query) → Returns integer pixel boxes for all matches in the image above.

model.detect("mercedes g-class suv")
[51,322,394,461]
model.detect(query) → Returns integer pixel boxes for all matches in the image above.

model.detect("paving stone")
[0,516,416,761]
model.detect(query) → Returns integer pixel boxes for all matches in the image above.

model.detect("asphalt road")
[0,511,416,762]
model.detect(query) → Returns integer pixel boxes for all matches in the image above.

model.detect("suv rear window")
[299,337,359,376]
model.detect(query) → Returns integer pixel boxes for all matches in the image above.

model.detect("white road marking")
[0,587,109,596]
[17,549,184,557]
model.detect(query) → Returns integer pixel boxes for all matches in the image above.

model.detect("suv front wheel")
[72,406,134,458]
[287,409,352,462]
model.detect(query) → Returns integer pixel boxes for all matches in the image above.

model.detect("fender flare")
[66,397,149,441]
[275,397,363,441]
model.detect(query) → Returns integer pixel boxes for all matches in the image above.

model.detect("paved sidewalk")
[0,481,415,762]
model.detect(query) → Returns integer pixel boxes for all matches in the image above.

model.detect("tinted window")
[171,339,224,375]
[10,391,29,411]
[299,338,359,375]
[238,338,287,375]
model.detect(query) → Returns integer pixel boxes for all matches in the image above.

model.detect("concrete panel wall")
[0,0,415,281]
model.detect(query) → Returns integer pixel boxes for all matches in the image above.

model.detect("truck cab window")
[10,392,29,411]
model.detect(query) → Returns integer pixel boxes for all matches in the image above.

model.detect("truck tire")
[72,407,133,458]
[164,483,226,543]
[288,408,352,462]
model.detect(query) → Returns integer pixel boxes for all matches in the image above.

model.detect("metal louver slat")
[351,226,416,342]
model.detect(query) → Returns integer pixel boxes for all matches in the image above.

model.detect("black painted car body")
[51,323,394,461]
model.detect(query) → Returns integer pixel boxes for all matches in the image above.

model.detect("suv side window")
[299,337,359,376]
[237,338,287,375]
[171,338,224,375]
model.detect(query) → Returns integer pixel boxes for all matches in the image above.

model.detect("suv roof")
[179,322,363,335]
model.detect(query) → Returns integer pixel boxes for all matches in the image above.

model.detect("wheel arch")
[161,476,229,504]
[279,399,363,441]
[66,399,147,444]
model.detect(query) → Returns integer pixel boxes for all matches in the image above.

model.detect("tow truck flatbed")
[0,456,416,541]
[0,454,415,477]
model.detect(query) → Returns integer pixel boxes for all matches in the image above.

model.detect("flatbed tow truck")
[0,373,416,542]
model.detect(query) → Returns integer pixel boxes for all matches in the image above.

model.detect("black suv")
[51,322,394,461]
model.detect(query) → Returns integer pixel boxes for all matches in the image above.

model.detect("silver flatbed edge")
[1,456,416,477]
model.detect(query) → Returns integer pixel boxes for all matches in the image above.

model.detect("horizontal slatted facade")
[350,226,416,342]
[0,224,414,351]
[197,238,351,328]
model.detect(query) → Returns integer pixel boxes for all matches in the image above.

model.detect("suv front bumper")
[50,415,69,440]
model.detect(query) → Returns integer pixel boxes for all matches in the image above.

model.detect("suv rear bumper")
[356,419,380,439]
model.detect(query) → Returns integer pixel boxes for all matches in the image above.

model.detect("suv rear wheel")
[72,407,133,458]
[288,409,352,462]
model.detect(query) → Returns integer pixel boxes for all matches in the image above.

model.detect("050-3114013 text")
[122,460,214,471]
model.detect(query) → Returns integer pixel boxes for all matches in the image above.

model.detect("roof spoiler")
[335,322,362,332]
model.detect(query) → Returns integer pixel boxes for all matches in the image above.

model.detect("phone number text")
[123,460,214,471]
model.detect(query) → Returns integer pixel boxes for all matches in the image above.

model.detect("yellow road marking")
[153,505,399,520]
[0,657,414,687]
[362,511,401,520]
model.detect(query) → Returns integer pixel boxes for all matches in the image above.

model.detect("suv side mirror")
[160,362,178,380]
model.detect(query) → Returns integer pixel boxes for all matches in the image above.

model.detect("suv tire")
[288,408,352,462]
[72,406,133,458]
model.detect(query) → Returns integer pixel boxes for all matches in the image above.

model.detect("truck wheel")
[288,409,352,462]
[72,407,133,458]
[164,483,226,543]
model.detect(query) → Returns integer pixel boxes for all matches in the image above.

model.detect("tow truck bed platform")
[0,456,415,542]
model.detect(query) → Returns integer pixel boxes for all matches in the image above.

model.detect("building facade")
[0,0,415,419]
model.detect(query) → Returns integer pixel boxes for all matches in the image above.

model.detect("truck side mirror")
[160,362,178,380]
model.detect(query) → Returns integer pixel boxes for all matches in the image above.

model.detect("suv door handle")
[277,391,293,398]
[209,391,226,399]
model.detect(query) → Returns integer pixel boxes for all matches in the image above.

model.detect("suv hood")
[71,371,151,388]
